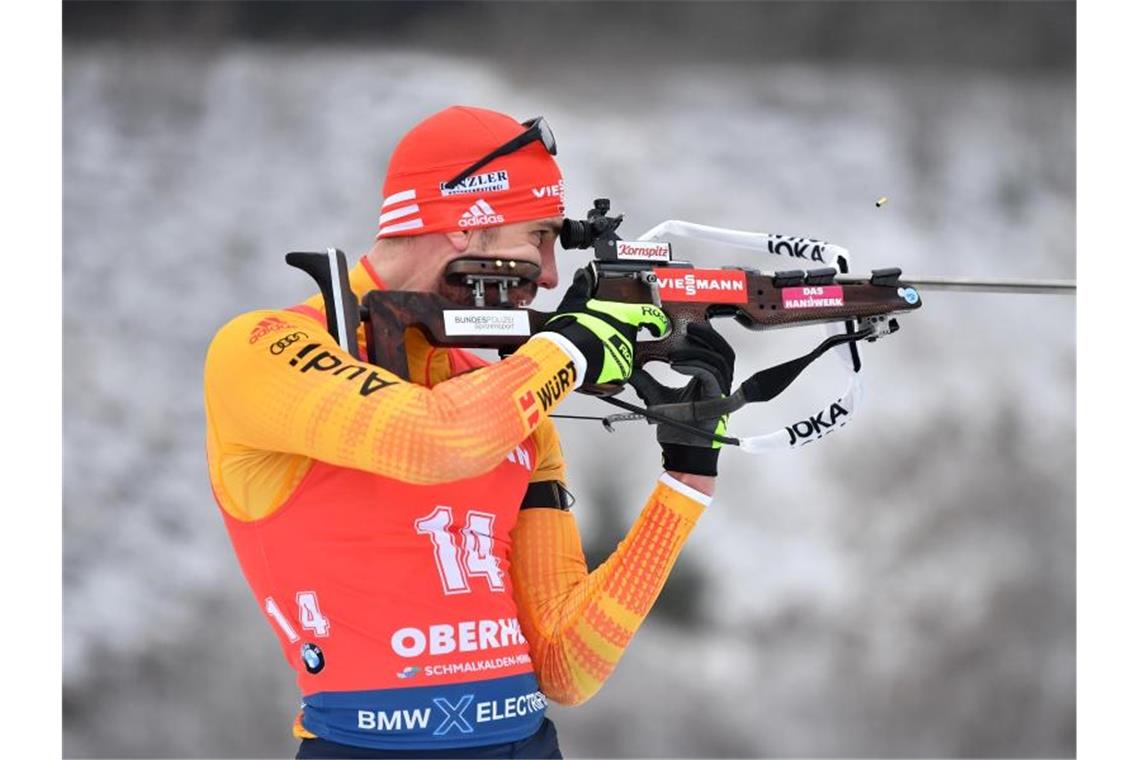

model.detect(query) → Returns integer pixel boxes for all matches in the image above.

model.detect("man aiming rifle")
[204,106,735,758]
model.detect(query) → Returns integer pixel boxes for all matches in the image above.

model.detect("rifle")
[287,199,1075,454]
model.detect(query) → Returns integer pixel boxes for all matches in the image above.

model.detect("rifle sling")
[597,327,871,447]
[737,327,870,404]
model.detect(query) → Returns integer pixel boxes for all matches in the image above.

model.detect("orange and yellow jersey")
[204,256,709,750]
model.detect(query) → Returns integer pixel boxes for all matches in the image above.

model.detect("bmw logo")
[301,643,325,674]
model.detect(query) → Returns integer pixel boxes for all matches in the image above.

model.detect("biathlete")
[204,106,736,758]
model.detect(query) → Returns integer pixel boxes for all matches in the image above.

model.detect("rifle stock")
[359,266,922,391]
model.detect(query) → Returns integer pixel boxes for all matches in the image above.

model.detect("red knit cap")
[377,106,565,238]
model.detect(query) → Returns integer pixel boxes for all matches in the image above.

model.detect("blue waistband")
[301,673,548,750]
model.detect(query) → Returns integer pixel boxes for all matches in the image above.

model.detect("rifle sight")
[560,198,624,250]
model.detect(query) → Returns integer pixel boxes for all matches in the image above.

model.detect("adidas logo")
[458,199,505,228]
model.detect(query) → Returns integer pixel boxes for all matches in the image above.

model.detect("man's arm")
[204,308,579,486]
[509,423,708,705]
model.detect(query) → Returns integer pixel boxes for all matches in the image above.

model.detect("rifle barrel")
[901,276,1076,295]
[833,274,1076,295]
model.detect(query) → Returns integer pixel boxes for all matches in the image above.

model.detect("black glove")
[629,322,736,476]
[541,269,670,385]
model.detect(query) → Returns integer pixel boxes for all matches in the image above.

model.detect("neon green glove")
[541,270,669,385]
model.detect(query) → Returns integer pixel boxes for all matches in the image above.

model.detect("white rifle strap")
[638,220,864,453]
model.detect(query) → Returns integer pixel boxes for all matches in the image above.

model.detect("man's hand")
[629,322,736,478]
[541,270,670,385]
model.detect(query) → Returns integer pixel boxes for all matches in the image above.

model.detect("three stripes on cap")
[377,189,424,236]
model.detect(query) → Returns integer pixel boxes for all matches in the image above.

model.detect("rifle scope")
[559,198,624,250]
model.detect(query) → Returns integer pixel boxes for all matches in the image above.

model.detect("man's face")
[436,216,564,307]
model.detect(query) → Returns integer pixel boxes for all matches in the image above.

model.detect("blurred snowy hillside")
[64,3,1074,757]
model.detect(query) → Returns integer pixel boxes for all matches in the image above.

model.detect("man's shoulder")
[205,308,325,371]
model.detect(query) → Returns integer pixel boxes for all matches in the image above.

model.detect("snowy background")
[63,2,1075,757]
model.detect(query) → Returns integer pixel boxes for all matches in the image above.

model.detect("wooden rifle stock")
[361,265,923,387]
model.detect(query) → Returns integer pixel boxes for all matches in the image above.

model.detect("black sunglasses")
[443,116,557,190]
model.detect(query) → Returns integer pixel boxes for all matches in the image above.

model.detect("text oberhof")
[391,617,527,658]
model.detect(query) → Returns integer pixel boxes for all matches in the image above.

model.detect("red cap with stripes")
[377,106,565,238]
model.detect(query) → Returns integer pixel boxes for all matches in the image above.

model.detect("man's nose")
[536,247,559,290]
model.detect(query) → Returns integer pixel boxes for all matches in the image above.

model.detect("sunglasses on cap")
[443,116,557,190]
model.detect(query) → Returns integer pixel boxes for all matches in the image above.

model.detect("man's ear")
[445,230,472,253]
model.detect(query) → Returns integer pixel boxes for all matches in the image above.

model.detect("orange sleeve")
[203,308,581,487]
[509,474,708,705]
[528,417,568,486]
